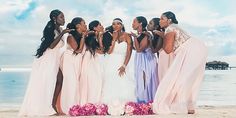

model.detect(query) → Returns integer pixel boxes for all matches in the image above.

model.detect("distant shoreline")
[0,67,31,72]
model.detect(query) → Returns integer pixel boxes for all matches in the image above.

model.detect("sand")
[0,105,236,118]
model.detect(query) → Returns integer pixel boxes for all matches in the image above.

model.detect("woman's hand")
[118,65,126,77]
[61,28,73,35]
[130,32,138,38]
[153,30,164,38]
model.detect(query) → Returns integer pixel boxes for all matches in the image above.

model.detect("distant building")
[206,61,229,70]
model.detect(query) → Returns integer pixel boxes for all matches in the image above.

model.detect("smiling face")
[159,15,171,28]
[55,13,65,26]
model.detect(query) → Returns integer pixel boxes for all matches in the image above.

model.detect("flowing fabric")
[79,51,103,105]
[153,24,208,114]
[60,43,84,114]
[134,48,158,103]
[19,30,66,116]
[101,41,136,115]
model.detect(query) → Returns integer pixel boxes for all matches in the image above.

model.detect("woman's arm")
[107,40,116,54]
[163,32,175,54]
[123,34,132,66]
[98,32,104,49]
[118,33,132,76]
[74,37,85,53]
[49,29,70,49]
[107,31,118,54]
[156,37,163,51]
[67,35,78,51]
[134,35,149,52]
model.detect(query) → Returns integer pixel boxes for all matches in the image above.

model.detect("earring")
[54,20,56,24]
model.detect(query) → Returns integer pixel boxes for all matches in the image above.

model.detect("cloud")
[0,0,236,66]
[15,0,38,20]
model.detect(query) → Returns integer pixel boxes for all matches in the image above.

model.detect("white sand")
[0,106,236,118]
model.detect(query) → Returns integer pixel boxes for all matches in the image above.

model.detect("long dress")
[60,41,84,114]
[135,45,158,103]
[153,24,208,114]
[158,49,174,82]
[79,50,103,105]
[101,41,136,115]
[19,29,66,116]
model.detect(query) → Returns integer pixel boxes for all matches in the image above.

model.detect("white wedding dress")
[101,41,136,115]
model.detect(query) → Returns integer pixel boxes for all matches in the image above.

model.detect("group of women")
[19,9,207,116]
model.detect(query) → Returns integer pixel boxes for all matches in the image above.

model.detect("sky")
[0,0,236,66]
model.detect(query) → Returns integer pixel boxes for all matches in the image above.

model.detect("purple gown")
[134,48,158,103]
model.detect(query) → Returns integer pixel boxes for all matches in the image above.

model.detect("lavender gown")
[134,47,158,103]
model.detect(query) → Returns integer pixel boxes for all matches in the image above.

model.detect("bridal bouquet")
[69,103,108,116]
[95,104,108,115]
[124,101,153,115]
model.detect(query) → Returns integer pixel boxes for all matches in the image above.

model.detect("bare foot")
[58,112,66,116]
[188,110,195,114]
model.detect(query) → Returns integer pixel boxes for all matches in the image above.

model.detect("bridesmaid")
[147,17,163,55]
[87,20,106,76]
[88,20,104,48]
[79,31,104,105]
[131,16,158,103]
[147,18,172,82]
[152,11,207,114]
[60,17,87,114]
[19,9,71,116]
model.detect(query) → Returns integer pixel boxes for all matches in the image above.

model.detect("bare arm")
[152,37,163,53]
[49,29,71,49]
[74,37,85,53]
[98,32,104,49]
[134,35,149,52]
[67,35,78,51]
[107,31,118,54]
[123,34,132,66]
[107,40,116,54]
[118,34,132,77]
[163,32,175,54]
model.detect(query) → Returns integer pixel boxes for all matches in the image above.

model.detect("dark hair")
[136,16,148,43]
[162,11,178,24]
[102,32,112,54]
[113,18,125,32]
[89,20,100,31]
[35,9,62,58]
[151,18,164,48]
[85,32,99,57]
[66,17,84,50]
[105,25,114,32]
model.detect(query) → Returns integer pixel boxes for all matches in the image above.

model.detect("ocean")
[0,69,236,109]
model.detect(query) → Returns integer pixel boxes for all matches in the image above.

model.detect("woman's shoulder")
[122,32,131,37]
[165,24,179,34]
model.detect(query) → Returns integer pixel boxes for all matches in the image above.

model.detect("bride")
[101,18,136,115]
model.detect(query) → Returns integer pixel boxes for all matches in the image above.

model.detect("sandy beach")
[0,105,236,118]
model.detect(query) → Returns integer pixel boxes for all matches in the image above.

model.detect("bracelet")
[122,64,126,68]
